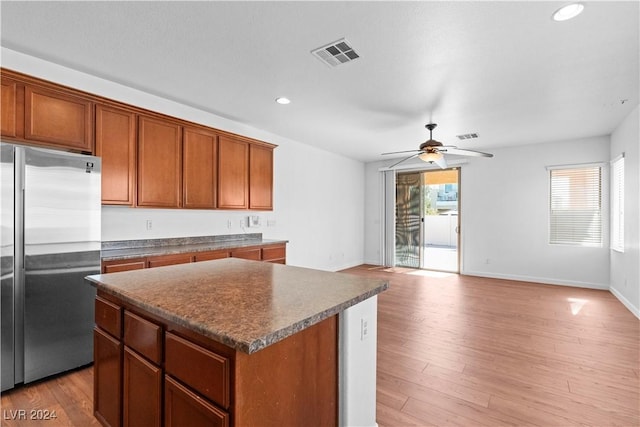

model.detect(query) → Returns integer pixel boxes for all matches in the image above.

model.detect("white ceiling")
[1,1,638,163]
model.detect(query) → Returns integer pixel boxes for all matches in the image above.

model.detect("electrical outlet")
[360,317,369,341]
[146,220,152,230]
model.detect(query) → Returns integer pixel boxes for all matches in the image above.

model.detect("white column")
[339,296,378,427]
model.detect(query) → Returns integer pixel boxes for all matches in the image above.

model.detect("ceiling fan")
[382,123,493,169]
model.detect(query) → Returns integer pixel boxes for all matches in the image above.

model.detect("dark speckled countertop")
[86,258,388,354]
[101,233,288,261]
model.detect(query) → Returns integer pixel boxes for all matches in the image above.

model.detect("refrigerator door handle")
[13,147,25,385]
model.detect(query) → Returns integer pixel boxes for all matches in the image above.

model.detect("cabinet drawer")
[95,296,122,338]
[103,258,146,273]
[165,375,229,427]
[261,245,286,261]
[194,250,229,262]
[165,333,230,409]
[147,254,193,268]
[230,247,261,261]
[124,311,162,364]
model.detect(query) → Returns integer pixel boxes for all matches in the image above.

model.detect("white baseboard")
[461,270,609,290]
[609,286,640,319]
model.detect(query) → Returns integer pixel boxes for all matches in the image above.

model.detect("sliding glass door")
[394,168,460,272]
[395,172,421,268]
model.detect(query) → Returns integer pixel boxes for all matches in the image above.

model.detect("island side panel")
[233,315,338,427]
[339,296,378,427]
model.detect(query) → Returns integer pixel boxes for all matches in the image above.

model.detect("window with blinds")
[549,165,602,246]
[611,155,625,252]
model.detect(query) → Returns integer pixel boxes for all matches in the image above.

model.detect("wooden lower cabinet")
[93,328,123,427]
[102,258,146,274]
[94,290,336,427]
[165,376,229,427]
[102,243,287,273]
[261,245,286,264]
[194,250,229,262]
[230,247,261,261]
[147,253,193,269]
[123,348,162,427]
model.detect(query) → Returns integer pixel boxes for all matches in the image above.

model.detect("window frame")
[610,154,625,253]
[547,163,604,248]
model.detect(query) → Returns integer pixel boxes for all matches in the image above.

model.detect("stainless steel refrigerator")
[1,143,101,391]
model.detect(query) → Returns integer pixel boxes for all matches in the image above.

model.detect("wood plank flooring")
[343,265,639,427]
[1,265,638,426]
[0,366,99,426]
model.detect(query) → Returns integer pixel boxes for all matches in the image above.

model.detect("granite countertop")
[86,258,388,354]
[101,233,288,261]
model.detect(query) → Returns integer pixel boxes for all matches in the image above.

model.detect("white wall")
[610,105,640,317]
[1,48,365,271]
[364,161,385,265]
[460,136,611,288]
[364,136,612,289]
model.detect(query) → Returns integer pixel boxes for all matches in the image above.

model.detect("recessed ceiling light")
[275,97,291,105]
[552,3,584,21]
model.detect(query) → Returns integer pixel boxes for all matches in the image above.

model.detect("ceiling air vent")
[456,133,479,140]
[311,38,360,67]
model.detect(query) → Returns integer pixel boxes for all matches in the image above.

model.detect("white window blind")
[549,165,602,246]
[611,154,624,252]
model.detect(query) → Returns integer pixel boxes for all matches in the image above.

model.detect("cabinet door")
[261,245,286,264]
[249,144,274,210]
[123,348,162,427]
[96,105,137,205]
[217,136,248,209]
[138,116,182,207]
[25,85,93,152]
[183,127,217,209]
[165,376,229,427]
[1,77,18,138]
[94,328,123,427]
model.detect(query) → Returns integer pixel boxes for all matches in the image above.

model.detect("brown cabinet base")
[101,243,286,273]
[94,290,336,427]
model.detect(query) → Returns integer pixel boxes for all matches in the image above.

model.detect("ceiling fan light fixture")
[419,151,443,163]
[552,3,584,21]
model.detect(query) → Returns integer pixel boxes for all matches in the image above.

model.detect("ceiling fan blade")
[433,155,448,169]
[381,149,422,155]
[388,153,420,168]
[440,147,493,157]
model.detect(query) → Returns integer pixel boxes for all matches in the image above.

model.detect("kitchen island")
[86,258,388,427]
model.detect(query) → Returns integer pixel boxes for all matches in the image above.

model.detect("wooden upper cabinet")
[137,116,182,208]
[249,144,274,210]
[1,77,19,138]
[217,136,249,209]
[96,104,137,205]
[24,85,93,152]
[183,127,218,209]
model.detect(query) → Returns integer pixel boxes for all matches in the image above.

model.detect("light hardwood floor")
[1,265,638,426]
[344,265,639,427]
